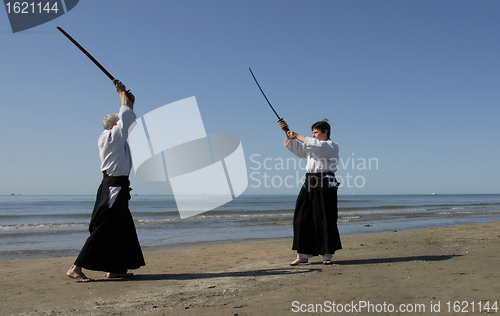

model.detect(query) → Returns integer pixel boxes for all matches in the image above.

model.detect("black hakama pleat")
[74,174,145,273]
[292,173,342,255]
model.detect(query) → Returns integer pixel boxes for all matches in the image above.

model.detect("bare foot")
[67,265,92,282]
[289,258,308,266]
[106,272,134,278]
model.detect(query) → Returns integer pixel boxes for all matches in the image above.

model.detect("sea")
[1,194,499,260]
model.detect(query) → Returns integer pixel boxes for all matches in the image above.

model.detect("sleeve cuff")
[284,138,290,147]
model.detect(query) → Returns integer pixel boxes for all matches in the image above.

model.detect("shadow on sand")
[93,255,462,282]
[329,254,462,266]
[96,267,321,282]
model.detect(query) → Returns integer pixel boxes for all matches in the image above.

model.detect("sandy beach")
[1,221,499,315]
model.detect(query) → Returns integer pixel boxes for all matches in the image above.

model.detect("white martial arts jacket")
[98,105,136,207]
[284,137,339,174]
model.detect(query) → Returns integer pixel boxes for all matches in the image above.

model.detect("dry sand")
[1,222,499,315]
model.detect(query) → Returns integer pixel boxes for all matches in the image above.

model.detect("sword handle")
[278,118,289,132]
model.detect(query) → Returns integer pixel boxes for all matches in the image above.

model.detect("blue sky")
[1,0,499,196]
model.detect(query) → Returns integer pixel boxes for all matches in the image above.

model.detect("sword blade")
[57,26,116,82]
[249,68,288,131]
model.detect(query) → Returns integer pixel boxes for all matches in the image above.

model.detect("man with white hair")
[67,81,145,282]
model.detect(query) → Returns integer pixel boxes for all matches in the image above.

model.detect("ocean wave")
[134,212,294,224]
[0,222,88,230]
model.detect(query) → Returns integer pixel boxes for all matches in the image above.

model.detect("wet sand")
[1,222,499,315]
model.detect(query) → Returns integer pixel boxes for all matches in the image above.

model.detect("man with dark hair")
[311,120,331,139]
[279,119,342,265]
[67,81,145,282]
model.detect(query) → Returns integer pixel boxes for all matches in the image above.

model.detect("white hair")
[103,113,119,130]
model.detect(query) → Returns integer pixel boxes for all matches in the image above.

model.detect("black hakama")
[292,172,342,255]
[74,173,145,273]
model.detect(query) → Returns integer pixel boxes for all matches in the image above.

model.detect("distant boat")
[431,192,437,195]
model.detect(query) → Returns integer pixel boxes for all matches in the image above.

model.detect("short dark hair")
[311,119,330,139]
